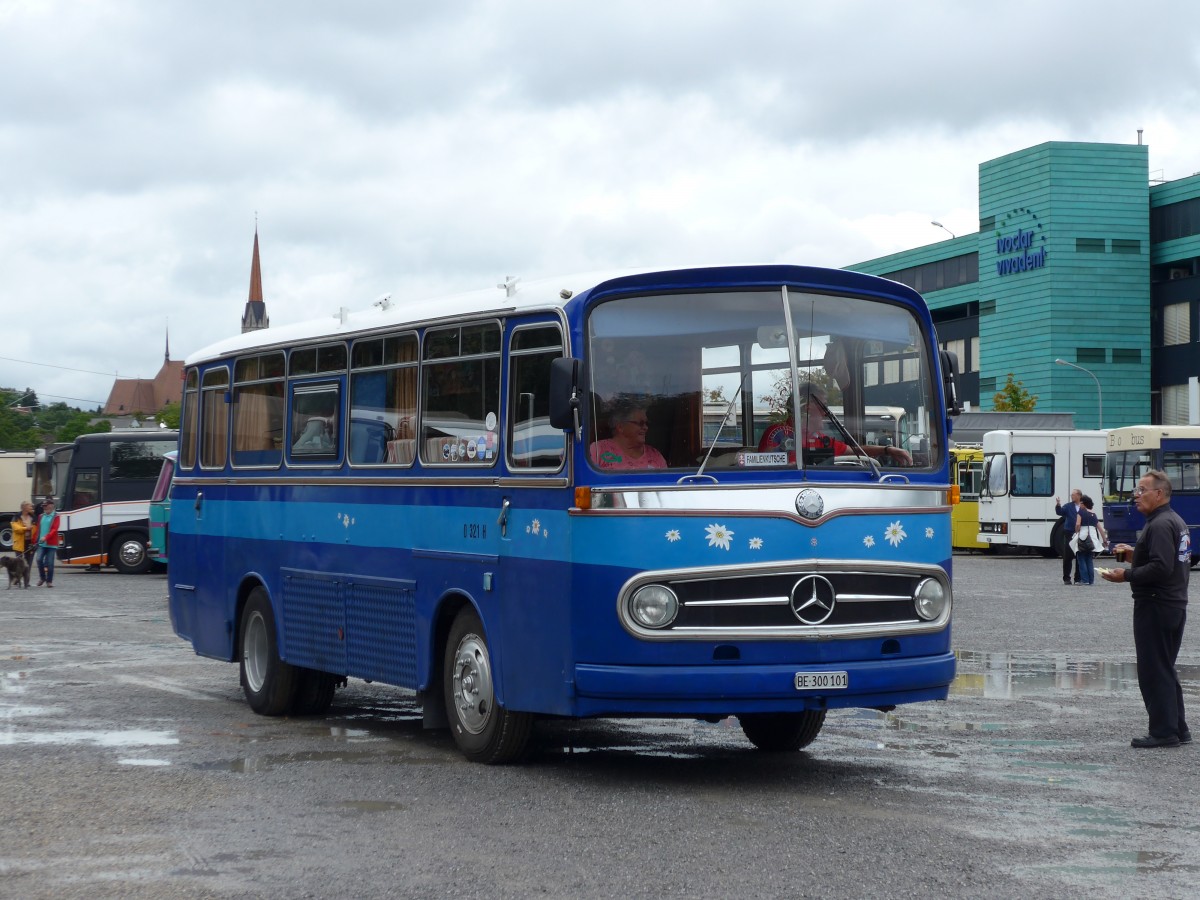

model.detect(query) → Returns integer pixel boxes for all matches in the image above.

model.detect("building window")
[969,337,980,373]
[979,216,996,232]
[1112,348,1142,364]
[1076,348,1106,364]
[1163,303,1190,346]
[1162,383,1189,426]
[979,300,996,316]
[1151,196,1200,243]
[880,253,979,294]
[1112,239,1141,254]
[1075,238,1106,253]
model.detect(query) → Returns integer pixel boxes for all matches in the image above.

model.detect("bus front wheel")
[443,608,533,764]
[111,533,151,574]
[239,588,297,716]
[738,710,827,751]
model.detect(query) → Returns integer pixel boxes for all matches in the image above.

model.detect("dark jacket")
[1127,503,1191,608]
[1055,500,1080,537]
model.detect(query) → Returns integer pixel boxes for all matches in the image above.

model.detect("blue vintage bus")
[1103,425,1200,565]
[168,265,960,762]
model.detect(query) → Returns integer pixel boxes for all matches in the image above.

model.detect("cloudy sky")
[2,0,1198,411]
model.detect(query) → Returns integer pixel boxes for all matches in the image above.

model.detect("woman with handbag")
[1073,495,1107,586]
[10,501,38,588]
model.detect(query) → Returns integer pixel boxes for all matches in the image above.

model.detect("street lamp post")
[931,221,955,239]
[1055,358,1103,429]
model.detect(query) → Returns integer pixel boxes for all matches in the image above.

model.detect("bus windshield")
[585,288,940,472]
[1105,449,1153,502]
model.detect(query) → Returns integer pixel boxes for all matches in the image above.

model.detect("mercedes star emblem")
[795,489,824,520]
[791,574,836,625]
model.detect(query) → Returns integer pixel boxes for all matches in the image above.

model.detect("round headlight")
[913,578,948,621]
[629,584,679,628]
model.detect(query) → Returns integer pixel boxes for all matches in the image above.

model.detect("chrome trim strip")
[173,475,570,489]
[580,483,950,524]
[684,597,791,607]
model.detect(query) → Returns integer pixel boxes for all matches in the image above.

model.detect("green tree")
[157,401,181,429]
[992,373,1038,411]
[55,413,111,443]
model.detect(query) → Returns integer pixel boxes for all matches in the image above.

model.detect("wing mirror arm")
[550,357,585,442]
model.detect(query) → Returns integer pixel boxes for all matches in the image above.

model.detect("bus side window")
[507,325,566,471]
[200,368,230,470]
[71,470,100,509]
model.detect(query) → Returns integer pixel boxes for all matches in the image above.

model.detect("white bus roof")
[1107,425,1200,451]
[186,268,668,367]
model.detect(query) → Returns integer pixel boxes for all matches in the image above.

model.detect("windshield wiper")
[686,375,749,484]
[808,392,882,480]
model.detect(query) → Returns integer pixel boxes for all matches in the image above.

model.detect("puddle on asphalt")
[201,745,449,773]
[952,650,1200,700]
[1040,850,1200,877]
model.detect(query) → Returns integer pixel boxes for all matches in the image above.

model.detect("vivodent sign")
[993,207,1047,277]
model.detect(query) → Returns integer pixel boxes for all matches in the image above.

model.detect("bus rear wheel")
[738,710,827,751]
[239,588,297,716]
[111,533,151,574]
[443,608,533,764]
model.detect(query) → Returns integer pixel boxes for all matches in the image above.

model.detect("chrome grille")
[618,561,950,641]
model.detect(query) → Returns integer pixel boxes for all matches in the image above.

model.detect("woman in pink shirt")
[590,401,667,470]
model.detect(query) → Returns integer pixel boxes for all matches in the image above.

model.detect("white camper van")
[977,429,1107,556]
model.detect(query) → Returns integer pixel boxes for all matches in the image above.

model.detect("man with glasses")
[1103,470,1192,748]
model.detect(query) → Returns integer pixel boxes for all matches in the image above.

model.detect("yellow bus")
[950,445,989,551]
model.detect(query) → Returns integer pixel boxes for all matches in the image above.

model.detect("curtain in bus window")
[232,383,283,466]
[180,370,198,469]
[200,374,229,469]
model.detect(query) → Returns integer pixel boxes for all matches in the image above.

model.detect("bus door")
[494,321,570,711]
[60,467,102,564]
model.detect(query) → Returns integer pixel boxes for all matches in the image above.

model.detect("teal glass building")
[849,141,1200,429]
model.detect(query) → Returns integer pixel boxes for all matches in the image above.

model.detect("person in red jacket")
[35,497,61,588]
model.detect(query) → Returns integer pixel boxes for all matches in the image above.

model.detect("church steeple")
[241,225,270,334]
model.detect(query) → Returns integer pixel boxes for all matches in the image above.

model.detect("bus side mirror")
[549,357,582,438]
[940,349,962,417]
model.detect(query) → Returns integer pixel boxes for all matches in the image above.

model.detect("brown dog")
[1,554,28,588]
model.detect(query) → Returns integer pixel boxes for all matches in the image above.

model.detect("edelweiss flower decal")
[925,527,935,539]
[337,512,355,528]
[665,529,681,543]
[884,520,907,547]
[863,534,875,548]
[748,537,763,550]
[705,523,734,551]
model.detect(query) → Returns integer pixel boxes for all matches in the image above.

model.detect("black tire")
[1042,521,1065,559]
[291,669,338,716]
[0,523,13,551]
[110,532,151,574]
[443,607,533,764]
[738,710,827,751]
[239,588,297,716]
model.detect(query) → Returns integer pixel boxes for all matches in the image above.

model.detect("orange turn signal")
[949,484,961,505]
[574,487,591,510]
